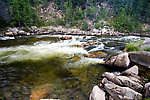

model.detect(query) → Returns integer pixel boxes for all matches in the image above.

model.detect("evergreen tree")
[10,0,38,26]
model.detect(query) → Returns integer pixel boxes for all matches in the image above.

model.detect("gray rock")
[105,52,130,68]
[31,26,37,30]
[11,28,19,32]
[122,65,139,76]
[18,30,25,35]
[89,85,105,100]
[102,78,142,100]
[145,82,150,97]
[102,72,143,91]
[129,52,150,69]
[128,76,142,84]
[5,32,13,36]
[141,39,150,49]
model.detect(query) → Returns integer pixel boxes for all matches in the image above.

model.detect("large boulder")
[129,52,150,69]
[102,78,142,100]
[121,65,139,76]
[105,52,130,68]
[145,82,150,97]
[102,72,143,91]
[89,85,105,100]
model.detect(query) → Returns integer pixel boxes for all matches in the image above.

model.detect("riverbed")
[0,35,149,99]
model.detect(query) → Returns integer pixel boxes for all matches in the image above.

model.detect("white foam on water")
[0,39,88,64]
[121,36,141,41]
[88,42,105,52]
[66,57,104,68]
[0,36,15,40]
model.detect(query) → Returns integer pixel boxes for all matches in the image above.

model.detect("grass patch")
[125,40,145,52]
[125,42,140,52]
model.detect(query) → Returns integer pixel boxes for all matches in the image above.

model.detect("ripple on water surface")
[0,35,149,99]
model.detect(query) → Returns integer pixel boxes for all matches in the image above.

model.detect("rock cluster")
[2,26,149,37]
[90,51,150,100]
[2,26,127,37]
[90,65,150,100]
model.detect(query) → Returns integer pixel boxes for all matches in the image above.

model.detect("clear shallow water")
[0,35,149,99]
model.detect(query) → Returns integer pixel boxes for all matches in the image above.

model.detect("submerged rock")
[129,51,150,69]
[102,72,143,92]
[59,36,72,40]
[105,52,130,68]
[85,51,107,58]
[29,86,51,100]
[102,78,142,100]
[71,56,81,61]
[89,85,105,100]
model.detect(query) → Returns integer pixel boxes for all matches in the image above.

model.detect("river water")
[0,35,149,99]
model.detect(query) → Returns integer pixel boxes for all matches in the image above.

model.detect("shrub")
[125,42,140,52]
[75,9,84,20]
[81,19,89,31]
[86,6,99,20]
[55,18,65,26]
[94,22,103,29]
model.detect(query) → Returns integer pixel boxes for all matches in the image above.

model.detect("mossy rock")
[84,51,107,58]
[71,56,81,62]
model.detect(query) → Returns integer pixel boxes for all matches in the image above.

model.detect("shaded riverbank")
[1,26,150,37]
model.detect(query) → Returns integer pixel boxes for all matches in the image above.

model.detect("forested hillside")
[0,0,149,32]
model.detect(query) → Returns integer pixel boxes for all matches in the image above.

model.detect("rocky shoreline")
[0,26,150,37]
[90,52,150,100]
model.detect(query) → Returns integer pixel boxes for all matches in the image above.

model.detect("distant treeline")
[0,0,149,32]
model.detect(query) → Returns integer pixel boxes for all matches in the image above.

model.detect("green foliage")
[98,7,108,20]
[81,19,89,31]
[110,8,142,32]
[1,0,149,31]
[10,0,42,26]
[55,18,65,26]
[75,9,84,20]
[94,22,103,29]
[125,42,140,52]
[144,97,150,100]
[86,6,99,20]
[144,47,150,52]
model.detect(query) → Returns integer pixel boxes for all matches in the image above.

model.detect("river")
[0,35,149,99]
